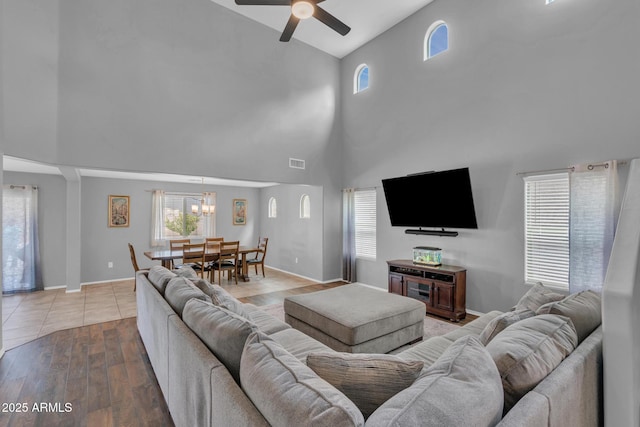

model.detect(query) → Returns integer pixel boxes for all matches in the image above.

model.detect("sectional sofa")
[136,265,603,427]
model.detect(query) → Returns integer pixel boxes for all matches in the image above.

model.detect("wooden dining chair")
[241,237,269,278]
[128,243,150,291]
[181,242,207,278]
[211,241,239,285]
[205,237,224,246]
[169,239,190,268]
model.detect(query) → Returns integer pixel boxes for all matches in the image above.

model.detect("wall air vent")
[289,158,306,170]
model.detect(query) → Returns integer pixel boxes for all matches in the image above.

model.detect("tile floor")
[2,279,136,351]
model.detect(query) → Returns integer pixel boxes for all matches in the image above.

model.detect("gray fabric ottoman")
[283,284,425,353]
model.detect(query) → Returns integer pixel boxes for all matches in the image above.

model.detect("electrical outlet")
[108,262,113,268]
[295,257,298,264]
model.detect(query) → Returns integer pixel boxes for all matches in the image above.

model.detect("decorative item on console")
[413,246,442,266]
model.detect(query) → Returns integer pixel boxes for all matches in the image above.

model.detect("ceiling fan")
[234,0,351,42]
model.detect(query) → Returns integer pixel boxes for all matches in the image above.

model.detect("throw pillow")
[478,309,536,345]
[306,352,423,419]
[485,314,578,413]
[513,282,565,312]
[366,336,503,427]
[164,277,211,317]
[147,265,177,295]
[182,299,258,384]
[536,290,601,343]
[240,331,364,427]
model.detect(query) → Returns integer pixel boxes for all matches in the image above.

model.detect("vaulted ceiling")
[209,0,435,58]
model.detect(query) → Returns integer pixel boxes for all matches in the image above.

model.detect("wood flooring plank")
[87,353,110,413]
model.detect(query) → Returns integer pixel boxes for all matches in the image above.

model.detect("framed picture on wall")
[233,199,247,225]
[109,195,130,227]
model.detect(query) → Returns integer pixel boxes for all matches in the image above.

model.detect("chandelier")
[191,178,215,216]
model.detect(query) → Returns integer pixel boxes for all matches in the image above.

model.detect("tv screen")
[382,167,478,229]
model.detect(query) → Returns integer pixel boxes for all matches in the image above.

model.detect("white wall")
[603,159,640,427]
[341,0,640,313]
[1,0,346,282]
[80,177,261,283]
[259,184,325,281]
[1,0,58,163]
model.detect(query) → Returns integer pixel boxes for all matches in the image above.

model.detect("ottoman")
[283,284,425,353]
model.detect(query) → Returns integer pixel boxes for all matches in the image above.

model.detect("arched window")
[268,197,277,218]
[300,194,311,219]
[354,64,369,94]
[424,21,449,61]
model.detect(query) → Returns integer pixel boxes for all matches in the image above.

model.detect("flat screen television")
[382,167,478,233]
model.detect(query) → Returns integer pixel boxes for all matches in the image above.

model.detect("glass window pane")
[428,24,448,58]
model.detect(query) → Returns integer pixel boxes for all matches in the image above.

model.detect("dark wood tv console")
[387,259,466,322]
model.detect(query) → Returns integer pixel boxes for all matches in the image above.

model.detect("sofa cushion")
[243,304,291,335]
[395,336,453,369]
[190,278,249,317]
[478,309,536,345]
[182,299,258,384]
[240,331,364,427]
[164,277,211,317]
[148,265,177,295]
[536,290,601,343]
[307,352,423,419]
[485,314,578,413]
[514,282,565,312]
[366,336,503,427]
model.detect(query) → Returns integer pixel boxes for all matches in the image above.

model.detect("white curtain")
[151,189,166,247]
[2,185,42,293]
[343,188,357,282]
[202,192,216,237]
[569,160,619,293]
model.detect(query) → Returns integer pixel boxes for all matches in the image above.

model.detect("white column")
[603,158,640,427]
[60,166,82,292]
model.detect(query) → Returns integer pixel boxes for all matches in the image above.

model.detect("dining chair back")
[181,243,207,277]
[205,237,224,248]
[246,237,269,277]
[211,241,239,284]
[128,243,149,291]
[169,239,190,268]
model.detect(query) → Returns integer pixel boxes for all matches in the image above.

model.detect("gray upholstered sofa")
[136,266,603,427]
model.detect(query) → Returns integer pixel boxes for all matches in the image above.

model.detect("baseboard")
[44,285,67,291]
[0,347,5,359]
[352,282,386,291]
[466,308,484,316]
[81,277,134,287]
[264,265,343,284]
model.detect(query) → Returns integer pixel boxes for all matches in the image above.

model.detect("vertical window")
[161,193,216,239]
[424,21,449,61]
[524,173,570,288]
[268,197,277,218]
[354,64,369,94]
[354,189,376,259]
[300,194,311,219]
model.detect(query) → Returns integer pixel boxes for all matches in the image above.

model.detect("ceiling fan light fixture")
[291,0,314,20]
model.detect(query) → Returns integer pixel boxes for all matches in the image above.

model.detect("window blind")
[524,173,570,288]
[354,189,376,259]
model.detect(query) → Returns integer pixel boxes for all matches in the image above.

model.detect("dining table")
[144,244,260,282]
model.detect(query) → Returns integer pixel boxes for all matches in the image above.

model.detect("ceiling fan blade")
[313,6,350,36]
[235,0,290,5]
[280,15,300,42]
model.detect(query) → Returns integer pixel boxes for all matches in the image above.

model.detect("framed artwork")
[109,195,130,227]
[233,199,247,225]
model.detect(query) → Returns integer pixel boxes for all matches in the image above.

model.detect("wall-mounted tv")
[382,167,478,235]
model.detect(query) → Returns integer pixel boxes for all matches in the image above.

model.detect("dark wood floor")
[0,318,173,427]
